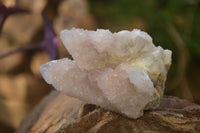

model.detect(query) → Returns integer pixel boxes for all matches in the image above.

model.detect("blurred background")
[0,0,200,132]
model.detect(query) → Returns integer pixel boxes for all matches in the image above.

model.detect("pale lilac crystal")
[40,28,172,119]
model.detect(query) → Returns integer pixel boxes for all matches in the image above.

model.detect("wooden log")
[16,91,200,133]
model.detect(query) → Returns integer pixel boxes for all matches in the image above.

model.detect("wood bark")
[16,91,200,133]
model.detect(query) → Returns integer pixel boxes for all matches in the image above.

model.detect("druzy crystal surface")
[40,28,172,119]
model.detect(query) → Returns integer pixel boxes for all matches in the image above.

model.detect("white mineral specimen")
[40,28,172,119]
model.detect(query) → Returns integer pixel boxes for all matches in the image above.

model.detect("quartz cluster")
[40,28,172,119]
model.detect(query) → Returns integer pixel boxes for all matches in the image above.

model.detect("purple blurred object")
[39,14,59,60]
[0,2,30,34]
[0,13,59,60]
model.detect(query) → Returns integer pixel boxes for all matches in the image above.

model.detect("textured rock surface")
[40,28,172,119]
[16,91,200,133]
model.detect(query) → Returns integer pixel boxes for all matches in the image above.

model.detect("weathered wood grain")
[16,91,200,133]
